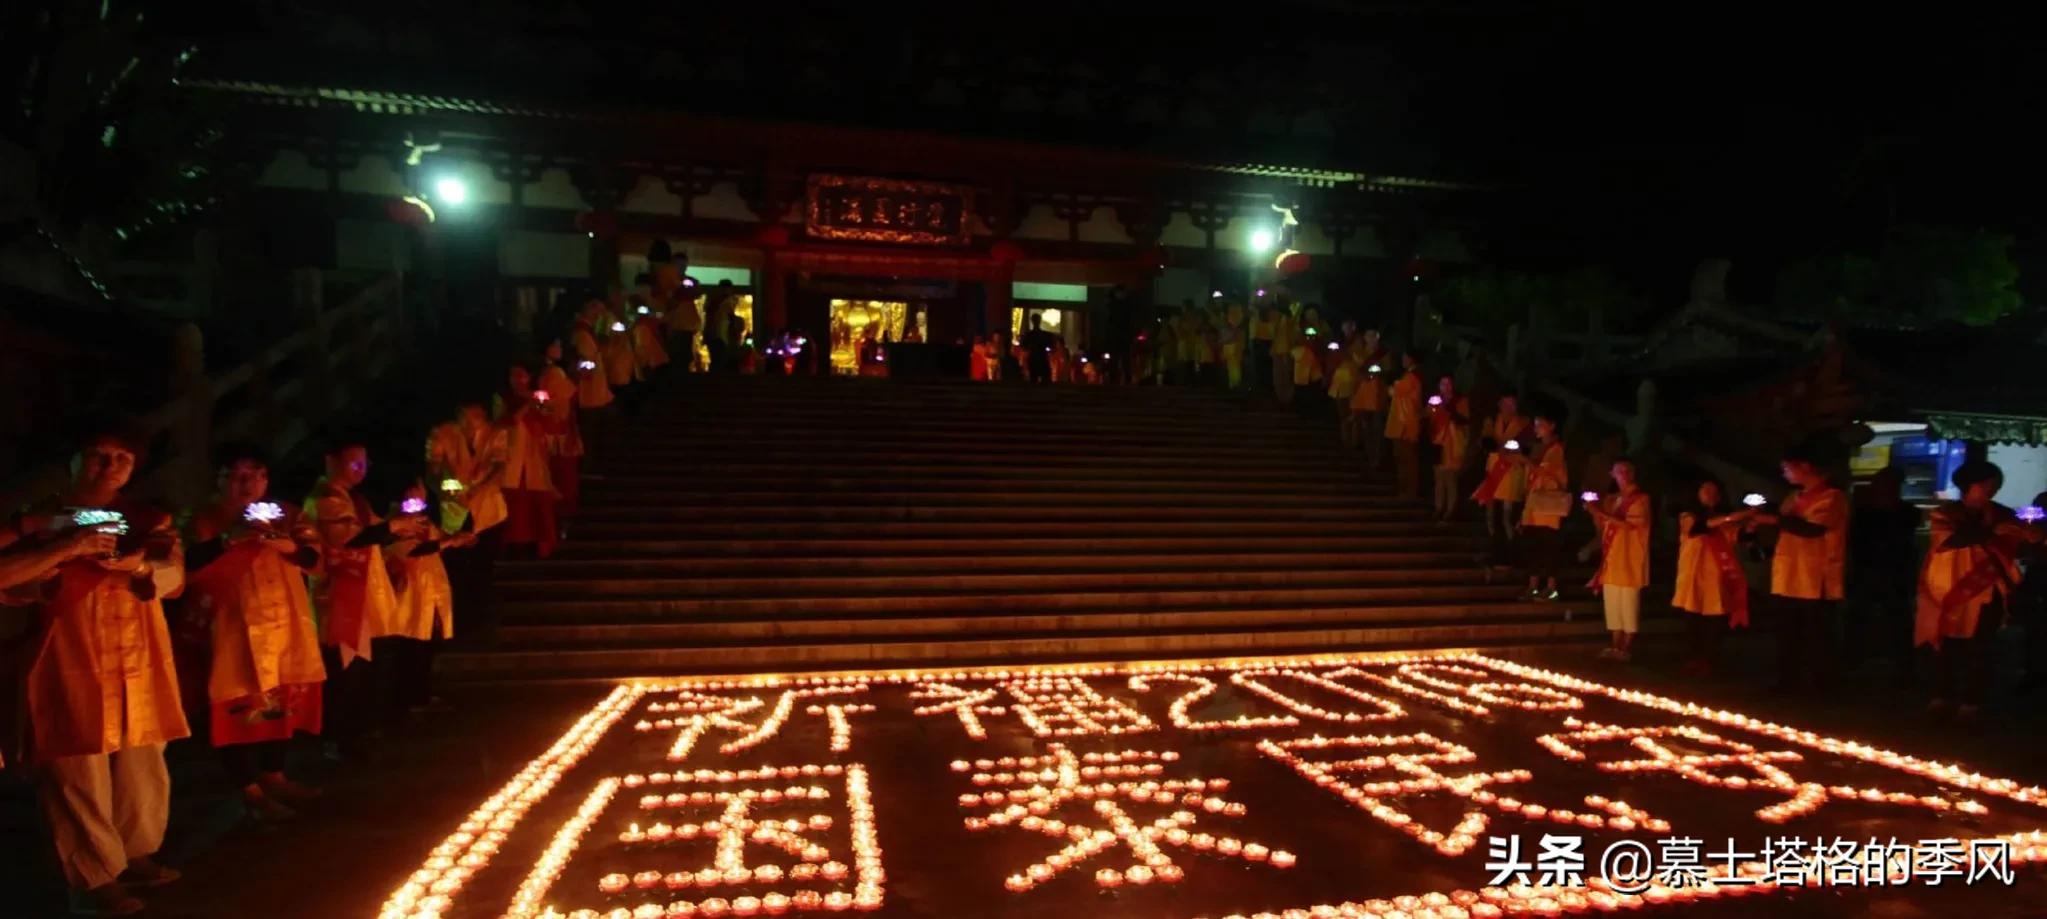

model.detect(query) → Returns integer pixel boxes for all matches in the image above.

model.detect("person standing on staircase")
[1020,314,1059,384]
[1518,412,1570,601]
[1427,375,1470,523]
[569,302,617,461]
[494,364,559,560]
[1385,353,1425,499]
[181,445,328,823]
[1269,302,1298,406]
[536,339,584,523]
[1349,330,1390,471]
[1472,395,1531,546]
[1327,345,1363,449]
[1585,459,1651,661]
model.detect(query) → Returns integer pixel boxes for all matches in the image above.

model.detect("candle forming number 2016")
[378,651,2047,919]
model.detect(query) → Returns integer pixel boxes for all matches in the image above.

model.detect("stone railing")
[1,268,409,510]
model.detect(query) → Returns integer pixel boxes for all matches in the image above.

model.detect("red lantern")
[574,210,619,239]
[386,197,430,226]
[1276,251,1312,276]
[754,223,791,248]
[989,240,1025,263]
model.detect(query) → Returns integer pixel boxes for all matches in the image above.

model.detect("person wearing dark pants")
[1750,447,1849,694]
[1915,461,2046,720]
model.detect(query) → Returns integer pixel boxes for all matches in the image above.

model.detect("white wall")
[1990,444,2047,507]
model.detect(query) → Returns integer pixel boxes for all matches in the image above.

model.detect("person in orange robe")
[1385,353,1425,499]
[1348,330,1390,470]
[1748,446,1849,693]
[1672,478,1759,676]
[303,441,413,758]
[182,445,328,821]
[1472,395,1532,541]
[1426,375,1470,522]
[1327,347,1362,448]
[1585,459,1651,661]
[537,339,584,521]
[1517,412,1570,600]
[19,430,188,915]
[1915,461,2044,719]
[494,363,560,559]
[385,482,469,716]
[425,404,508,539]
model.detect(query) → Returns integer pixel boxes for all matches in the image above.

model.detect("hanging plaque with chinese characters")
[806,175,973,246]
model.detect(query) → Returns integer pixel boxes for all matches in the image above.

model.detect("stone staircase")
[437,376,1607,681]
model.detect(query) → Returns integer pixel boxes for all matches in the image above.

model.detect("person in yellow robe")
[537,340,585,520]
[1349,330,1390,470]
[1672,478,1759,676]
[598,292,638,388]
[1385,353,1425,499]
[18,431,188,915]
[304,441,414,758]
[426,403,509,539]
[1220,302,1246,390]
[1472,395,1532,540]
[1426,375,1470,522]
[1327,348,1362,448]
[1748,446,1848,693]
[1517,413,1569,600]
[1269,305,1297,405]
[655,261,703,372]
[494,364,560,559]
[385,482,470,716]
[183,446,327,822]
[1584,459,1651,661]
[1914,461,2044,719]
[629,298,671,380]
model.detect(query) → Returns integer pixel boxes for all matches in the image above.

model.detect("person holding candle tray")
[1747,445,1849,694]
[304,440,421,759]
[20,429,188,917]
[385,481,472,715]
[1670,477,1761,676]
[1915,461,2046,720]
[1348,329,1390,470]
[1516,412,1570,602]
[493,363,560,559]
[1584,460,1651,662]
[1427,375,1471,523]
[1385,352,1425,499]
[181,444,327,823]
[1473,395,1532,545]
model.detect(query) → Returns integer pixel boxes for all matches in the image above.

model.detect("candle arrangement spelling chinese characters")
[377,652,2047,919]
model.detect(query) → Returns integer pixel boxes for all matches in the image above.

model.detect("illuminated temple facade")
[188,15,1489,362]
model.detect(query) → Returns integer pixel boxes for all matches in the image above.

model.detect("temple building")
[178,11,1491,370]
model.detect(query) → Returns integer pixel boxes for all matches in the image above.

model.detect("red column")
[985,260,1014,338]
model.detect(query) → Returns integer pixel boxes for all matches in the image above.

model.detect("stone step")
[495,565,1487,600]
[590,456,1369,478]
[493,600,1582,648]
[497,550,1474,578]
[437,615,1618,680]
[581,472,1377,494]
[613,441,1347,463]
[499,582,1524,620]
[543,534,1475,559]
[564,519,1440,539]
[571,491,1403,510]
[566,503,1422,523]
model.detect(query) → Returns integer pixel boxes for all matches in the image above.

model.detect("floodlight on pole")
[433,176,469,206]
[1249,228,1276,254]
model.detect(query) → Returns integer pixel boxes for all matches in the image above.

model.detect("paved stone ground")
[5,623,2046,918]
